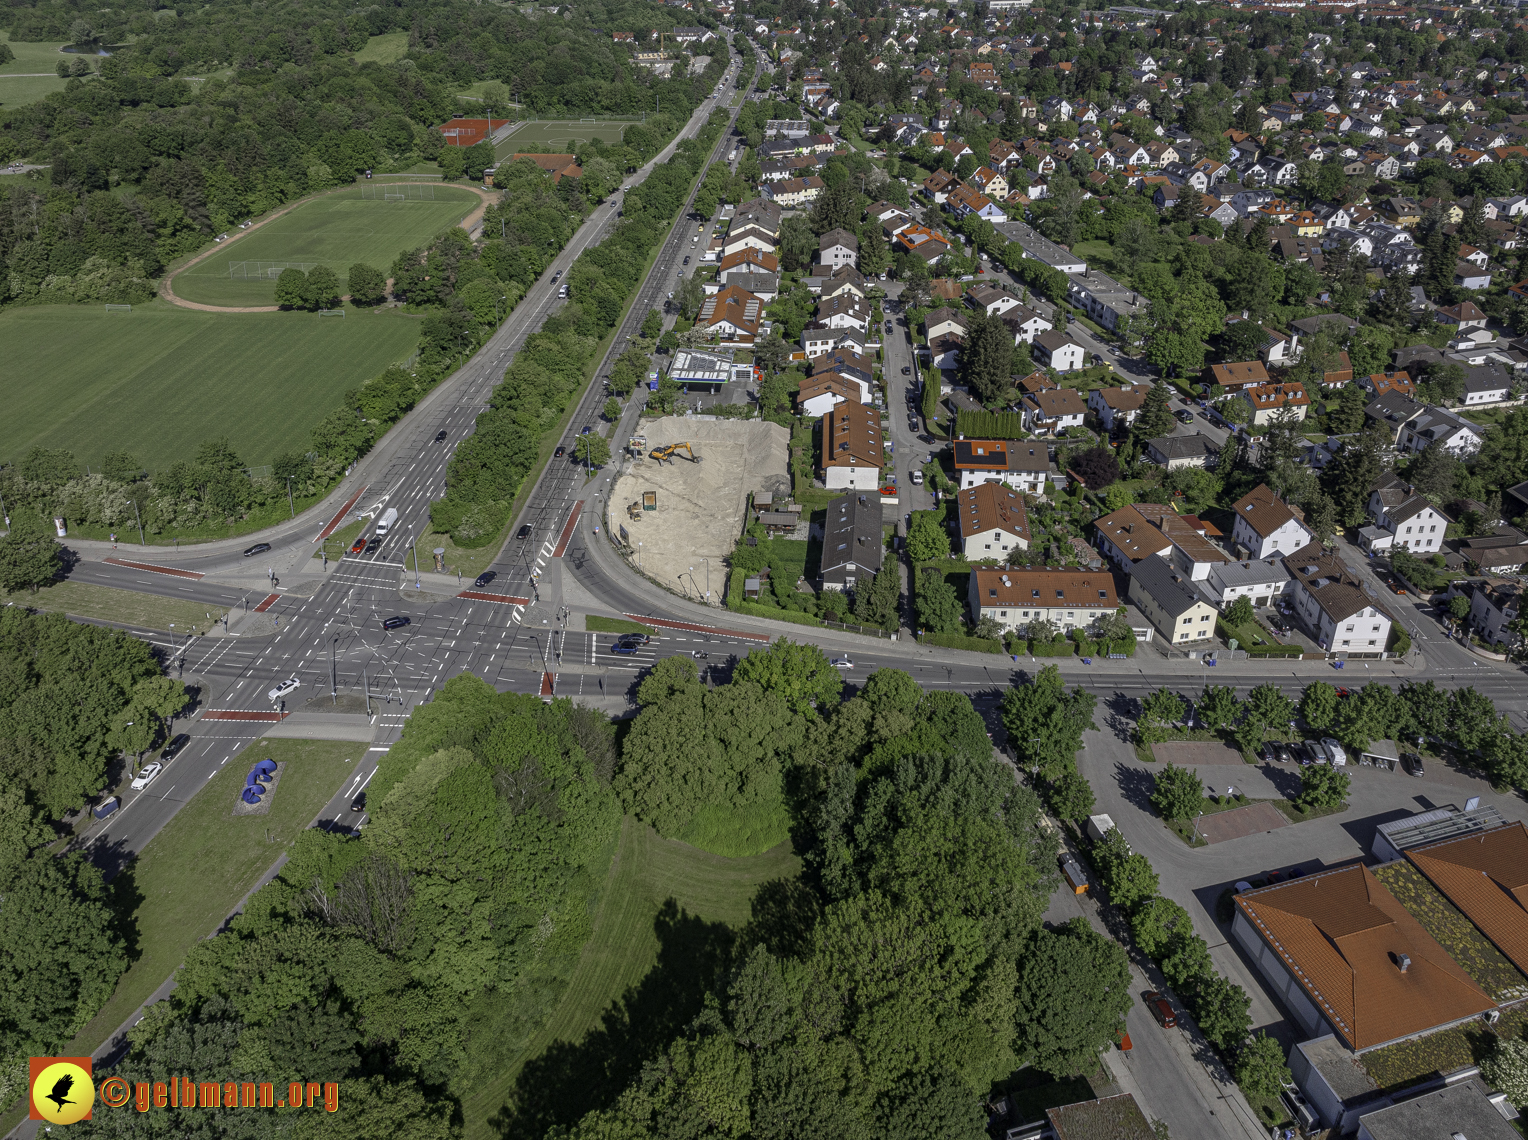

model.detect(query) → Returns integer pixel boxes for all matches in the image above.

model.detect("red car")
[349,536,367,553]
[1145,992,1176,1029]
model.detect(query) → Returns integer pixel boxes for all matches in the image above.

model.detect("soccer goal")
[318,309,345,317]
[360,183,436,201]
[104,303,132,313]
[228,260,317,280]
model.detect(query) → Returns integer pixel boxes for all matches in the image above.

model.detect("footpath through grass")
[77,739,358,1055]
[0,32,71,107]
[0,304,421,467]
[460,818,799,1139]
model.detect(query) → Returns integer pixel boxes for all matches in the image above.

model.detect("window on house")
[1368,640,1377,646]
[984,544,991,550]
[1000,611,1008,617]
[1182,616,1192,624]
[1200,614,1210,622]
[1345,624,1354,631]
[1405,526,1412,534]
[1032,589,1040,598]
[1341,640,1350,646]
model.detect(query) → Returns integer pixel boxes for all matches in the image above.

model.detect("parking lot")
[1075,721,1524,1049]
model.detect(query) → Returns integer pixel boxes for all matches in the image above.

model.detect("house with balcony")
[956,482,1032,558]
[1283,541,1396,652]
[1360,473,1449,555]
[967,567,1118,635]
[1230,484,1315,559]
[820,401,884,490]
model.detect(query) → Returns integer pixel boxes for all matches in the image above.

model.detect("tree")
[1407,442,1460,501]
[1482,1037,1528,1108]
[1150,762,1205,822]
[853,561,901,629]
[303,265,341,310]
[1130,896,1196,959]
[1242,683,1295,737]
[1137,688,1186,744]
[602,397,621,422]
[907,512,950,562]
[1046,768,1096,821]
[1191,974,1253,1052]
[1328,384,1369,435]
[1236,1032,1293,1098]
[0,518,61,594]
[1300,681,1339,731]
[754,333,791,375]
[572,433,610,468]
[1164,466,1221,513]
[347,262,387,307]
[1225,595,1255,628]
[1001,666,1097,781]
[916,569,964,634]
[274,268,308,308]
[1135,382,1177,440]
[677,275,704,320]
[1071,447,1120,491]
[641,309,664,339]
[1013,918,1133,1078]
[1298,763,1350,810]
[957,313,1013,403]
[1100,850,1160,911]
[1197,685,1240,732]
[733,637,842,716]
[1145,280,1226,377]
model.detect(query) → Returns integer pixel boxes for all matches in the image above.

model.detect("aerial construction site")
[607,418,789,604]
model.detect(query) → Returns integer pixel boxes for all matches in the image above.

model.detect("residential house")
[818,228,858,269]
[968,166,1008,201]
[1129,556,1219,644]
[966,567,1119,635]
[1284,541,1396,652]
[925,306,969,342]
[1033,330,1087,372]
[1360,473,1449,555]
[763,176,825,207]
[1435,300,1488,330]
[696,285,764,346]
[1230,484,1315,559]
[1201,559,1295,610]
[1021,387,1087,436]
[819,492,883,591]
[1145,434,1219,469]
[815,292,872,333]
[1206,360,1272,394]
[796,372,861,418]
[952,439,1054,494]
[1469,579,1522,647]
[1239,382,1312,428]
[956,482,1032,558]
[1088,384,1150,433]
[1463,368,1513,407]
[1000,305,1054,345]
[1396,406,1486,456]
[894,224,952,263]
[820,401,884,490]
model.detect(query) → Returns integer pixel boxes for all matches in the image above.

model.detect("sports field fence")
[360,183,438,200]
[228,260,318,280]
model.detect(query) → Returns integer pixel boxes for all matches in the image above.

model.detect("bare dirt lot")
[608,418,789,604]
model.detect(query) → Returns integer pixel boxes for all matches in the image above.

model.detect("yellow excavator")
[650,441,701,464]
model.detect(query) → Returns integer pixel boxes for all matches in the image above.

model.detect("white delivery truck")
[375,507,399,536]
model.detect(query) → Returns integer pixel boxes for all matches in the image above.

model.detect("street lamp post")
[331,636,338,705]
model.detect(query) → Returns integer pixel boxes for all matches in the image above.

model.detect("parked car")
[1402,752,1426,778]
[474,571,496,588]
[1295,741,1323,765]
[130,762,162,791]
[1260,744,1280,764]
[1145,992,1177,1029]
[382,616,411,630]
[1320,737,1348,766]
[1174,409,1195,425]
[902,366,911,375]
[1273,742,1296,765]
[161,733,190,761]
[911,470,924,485]
[243,542,272,557]
[267,676,301,703]
[683,256,690,264]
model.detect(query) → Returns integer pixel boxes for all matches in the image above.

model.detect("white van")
[558,283,570,298]
[375,507,398,536]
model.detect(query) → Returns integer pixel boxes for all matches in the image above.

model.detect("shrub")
[1235,1032,1292,1098]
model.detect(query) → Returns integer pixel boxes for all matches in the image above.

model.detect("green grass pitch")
[0,32,71,108]
[172,184,482,307]
[493,118,629,159]
[0,304,422,467]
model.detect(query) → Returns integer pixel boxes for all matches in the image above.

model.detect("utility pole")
[132,499,145,546]
[331,636,338,705]
[287,476,295,518]
[363,662,371,717]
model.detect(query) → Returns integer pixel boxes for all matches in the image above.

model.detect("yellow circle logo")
[32,1061,94,1125]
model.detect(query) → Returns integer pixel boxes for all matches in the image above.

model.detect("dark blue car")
[610,642,639,655]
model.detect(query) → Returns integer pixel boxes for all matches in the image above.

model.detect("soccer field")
[172,185,482,307]
[0,304,422,467]
[494,118,630,158]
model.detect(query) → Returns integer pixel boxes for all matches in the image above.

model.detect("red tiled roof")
[1407,822,1528,980]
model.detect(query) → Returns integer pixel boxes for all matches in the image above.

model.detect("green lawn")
[495,119,629,159]
[172,185,481,307]
[2,580,227,633]
[0,303,422,467]
[461,818,799,1139]
[73,739,358,1057]
[0,32,72,108]
[585,615,656,636]
[352,31,409,64]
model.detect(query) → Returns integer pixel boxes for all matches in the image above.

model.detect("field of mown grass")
[172,185,481,307]
[0,32,71,108]
[0,303,422,466]
[459,818,799,1139]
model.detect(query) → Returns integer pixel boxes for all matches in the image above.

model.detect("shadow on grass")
[489,899,736,1140]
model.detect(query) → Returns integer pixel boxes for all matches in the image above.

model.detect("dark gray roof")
[1146,434,1218,461]
[1464,364,1512,393]
[820,492,883,587]
[1356,1079,1517,1140]
[1130,555,1207,619]
[1293,313,1360,336]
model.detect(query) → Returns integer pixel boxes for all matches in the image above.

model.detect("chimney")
[1398,953,1412,973]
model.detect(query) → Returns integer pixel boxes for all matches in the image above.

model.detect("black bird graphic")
[44,1074,77,1114]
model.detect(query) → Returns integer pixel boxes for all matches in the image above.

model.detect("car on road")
[243,542,272,557]
[885,321,893,331]
[555,446,566,458]
[161,733,190,761]
[550,270,561,282]
[474,571,496,588]
[831,657,853,669]
[683,256,690,264]
[516,524,533,539]
[382,616,412,630]
[919,434,934,444]
[1174,409,1195,425]
[618,633,650,646]
[1145,992,1177,1028]
[350,537,368,554]
[434,430,448,442]
[1402,752,1426,778]
[364,537,381,554]
[351,791,367,812]
[267,676,301,703]
[131,762,162,791]
[610,642,639,655]
[902,366,911,375]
